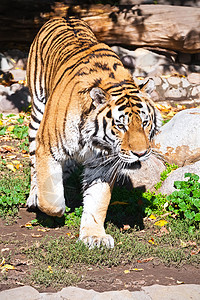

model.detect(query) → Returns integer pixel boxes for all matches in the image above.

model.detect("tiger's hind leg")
[35,143,66,217]
[26,99,46,209]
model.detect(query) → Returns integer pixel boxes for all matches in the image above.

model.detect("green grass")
[23,219,199,289]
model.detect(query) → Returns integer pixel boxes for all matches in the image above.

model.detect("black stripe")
[29,150,36,156]
[31,114,40,124]
[29,136,35,142]
[93,117,99,137]
[118,105,127,111]
[32,102,44,115]
[29,123,37,130]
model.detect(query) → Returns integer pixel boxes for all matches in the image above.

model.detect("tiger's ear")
[139,78,155,95]
[90,87,106,107]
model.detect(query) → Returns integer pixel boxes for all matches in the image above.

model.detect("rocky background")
[0,0,200,194]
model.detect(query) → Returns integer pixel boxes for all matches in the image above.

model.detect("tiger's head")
[82,79,161,168]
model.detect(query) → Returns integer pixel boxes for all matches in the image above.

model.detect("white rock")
[153,108,200,166]
[159,161,200,195]
[127,155,165,191]
[0,53,14,71]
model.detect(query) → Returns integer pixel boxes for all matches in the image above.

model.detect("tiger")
[26,16,161,248]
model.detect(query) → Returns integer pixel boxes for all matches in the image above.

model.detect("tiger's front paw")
[79,234,114,249]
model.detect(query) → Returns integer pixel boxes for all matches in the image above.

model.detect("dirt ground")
[0,208,199,293]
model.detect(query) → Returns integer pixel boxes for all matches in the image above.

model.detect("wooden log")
[76,4,200,53]
[0,1,199,53]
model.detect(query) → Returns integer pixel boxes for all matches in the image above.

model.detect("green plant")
[0,115,29,152]
[166,173,200,233]
[143,191,167,217]
[64,206,83,228]
[155,163,178,190]
[0,162,30,217]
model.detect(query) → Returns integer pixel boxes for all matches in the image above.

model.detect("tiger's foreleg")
[79,178,114,248]
[35,144,66,217]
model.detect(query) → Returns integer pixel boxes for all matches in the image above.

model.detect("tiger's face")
[83,84,160,166]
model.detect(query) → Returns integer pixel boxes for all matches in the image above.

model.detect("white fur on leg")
[37,158,66,217]
[79,180,114,248]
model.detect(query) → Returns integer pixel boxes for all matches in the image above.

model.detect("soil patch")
[0,208,199,293]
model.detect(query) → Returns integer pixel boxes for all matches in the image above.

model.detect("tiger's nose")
[130,150,148,158]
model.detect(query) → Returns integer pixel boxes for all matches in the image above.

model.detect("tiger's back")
[27,17,161,248]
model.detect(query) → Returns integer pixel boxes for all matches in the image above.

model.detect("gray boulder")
[153,108,200,166]
[160,161,200,195]
[126,155,165,191]
[0,83,31,113]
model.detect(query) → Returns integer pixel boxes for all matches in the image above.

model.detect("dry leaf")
[148,238,157,245]
[20,222,33,228]
[7,125,14,132]
[117,241,123,245]
[137,257,154,263]
[1,264,15,271]
[122,224,130,231]
[2,145,14,152]
[111,201,128,205]
[22,154,30,158]
[37,228,50,232]
[5,154,16,159]
[124,270,130,274]
[31,234,42,238]
[6,163,16,172]
[21,149,27,154]
[0,257,5,267]
[12,160,20,164]
[154,220,168,227]
[15,163,23,169]
[47,266,53,273]
[190,248,200,256]
[180,240,188,248]
[1,248,10,253]
[149,214,156,220]
[188,241,197,247]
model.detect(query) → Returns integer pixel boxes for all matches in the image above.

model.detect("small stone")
[151,90,160,101]
[167,76,181,85]
[121,55,136,69]
[0,53,14,71]
[181,77,190,88]
[165,87,187,98]
[161,78,169,90]
[10,69,26,81]
[188,73,200,84]
[191,86,200,97]
[10,83,21,93]
[153,76,162,86]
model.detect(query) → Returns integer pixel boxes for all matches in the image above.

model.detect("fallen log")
[0,1,199,53]
[74,4,200,53]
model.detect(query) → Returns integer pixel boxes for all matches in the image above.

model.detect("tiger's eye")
[143,121,148,127]
[118,124,125,130]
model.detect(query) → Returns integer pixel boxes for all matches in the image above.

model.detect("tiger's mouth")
[118,149,151,163]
